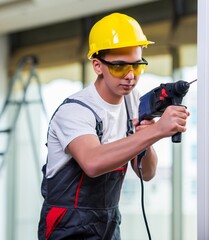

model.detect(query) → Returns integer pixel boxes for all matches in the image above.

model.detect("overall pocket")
[46,206,67,239]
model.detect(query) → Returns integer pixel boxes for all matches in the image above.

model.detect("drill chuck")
[174,80,190,95]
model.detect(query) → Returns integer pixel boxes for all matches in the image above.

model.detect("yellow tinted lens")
[133,64,147,75]
[108,65,126,77]
[108,64,146,77]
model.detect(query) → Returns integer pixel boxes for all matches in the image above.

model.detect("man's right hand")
[155,105,190,138]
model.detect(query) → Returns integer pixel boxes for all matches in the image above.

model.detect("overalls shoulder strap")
[47,98,103,142]
[62,98,103,141]
[124,95,134,136]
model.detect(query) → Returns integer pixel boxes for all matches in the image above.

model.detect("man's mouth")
[120,84,134,89]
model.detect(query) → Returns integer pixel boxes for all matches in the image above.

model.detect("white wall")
[197,0,209,239]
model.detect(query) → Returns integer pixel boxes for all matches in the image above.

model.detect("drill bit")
[189,79,197,85]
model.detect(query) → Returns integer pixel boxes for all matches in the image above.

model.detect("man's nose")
[124,68,135,79]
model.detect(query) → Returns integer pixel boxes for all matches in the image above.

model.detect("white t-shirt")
[46,83,140,178]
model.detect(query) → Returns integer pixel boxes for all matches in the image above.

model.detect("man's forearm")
[141,146,158,181]
[132,146,158,181]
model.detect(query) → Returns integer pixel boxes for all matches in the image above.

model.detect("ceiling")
[0,0,156,34]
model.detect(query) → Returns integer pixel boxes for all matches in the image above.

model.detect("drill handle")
[171,103,186,143]
[172,132,182,143]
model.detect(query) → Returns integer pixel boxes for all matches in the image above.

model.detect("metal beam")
[171,47,183,240]
[197,0,209,239]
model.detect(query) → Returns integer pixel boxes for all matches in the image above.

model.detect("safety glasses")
[98,57,148,78]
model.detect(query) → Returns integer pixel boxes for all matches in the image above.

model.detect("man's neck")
[94,79,123,105]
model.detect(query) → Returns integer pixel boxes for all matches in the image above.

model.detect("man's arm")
[131,146,158,181]
[130,118,158,181]
[67,105,189,178]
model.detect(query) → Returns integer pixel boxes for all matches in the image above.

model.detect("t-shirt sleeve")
[49,103,98,150]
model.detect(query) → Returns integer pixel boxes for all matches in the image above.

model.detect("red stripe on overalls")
[112,166,127,172]
[73,165,127,209]
[117,164,127,201]
[74,172,85,208]
[46,207,68,239]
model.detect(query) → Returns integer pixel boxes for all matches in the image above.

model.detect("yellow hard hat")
[87,13,154,59]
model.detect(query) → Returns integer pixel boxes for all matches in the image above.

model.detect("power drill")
[138,79,197,143]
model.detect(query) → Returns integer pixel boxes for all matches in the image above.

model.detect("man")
[38,13,189,239]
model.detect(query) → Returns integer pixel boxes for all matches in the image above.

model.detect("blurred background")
[0,0,197,239]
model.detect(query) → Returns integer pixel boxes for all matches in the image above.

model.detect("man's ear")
[92,58,103,75]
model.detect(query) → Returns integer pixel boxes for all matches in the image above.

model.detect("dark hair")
[92,49,110,59]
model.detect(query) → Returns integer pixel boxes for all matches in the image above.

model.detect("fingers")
[168,105,189,126]
[172,108,188,131]
[133,118,155,126]
[158,105,190,136]
[175,118,187,132]
[171,105,189,115]
[132,118,139,127]
[134,118,155,132]
[140,119,155,125]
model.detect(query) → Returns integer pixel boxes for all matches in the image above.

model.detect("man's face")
[94,46,144,100]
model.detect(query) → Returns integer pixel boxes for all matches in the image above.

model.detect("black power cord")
[137,152,152,240]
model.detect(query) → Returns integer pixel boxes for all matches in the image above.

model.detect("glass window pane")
[5,62,83,240]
